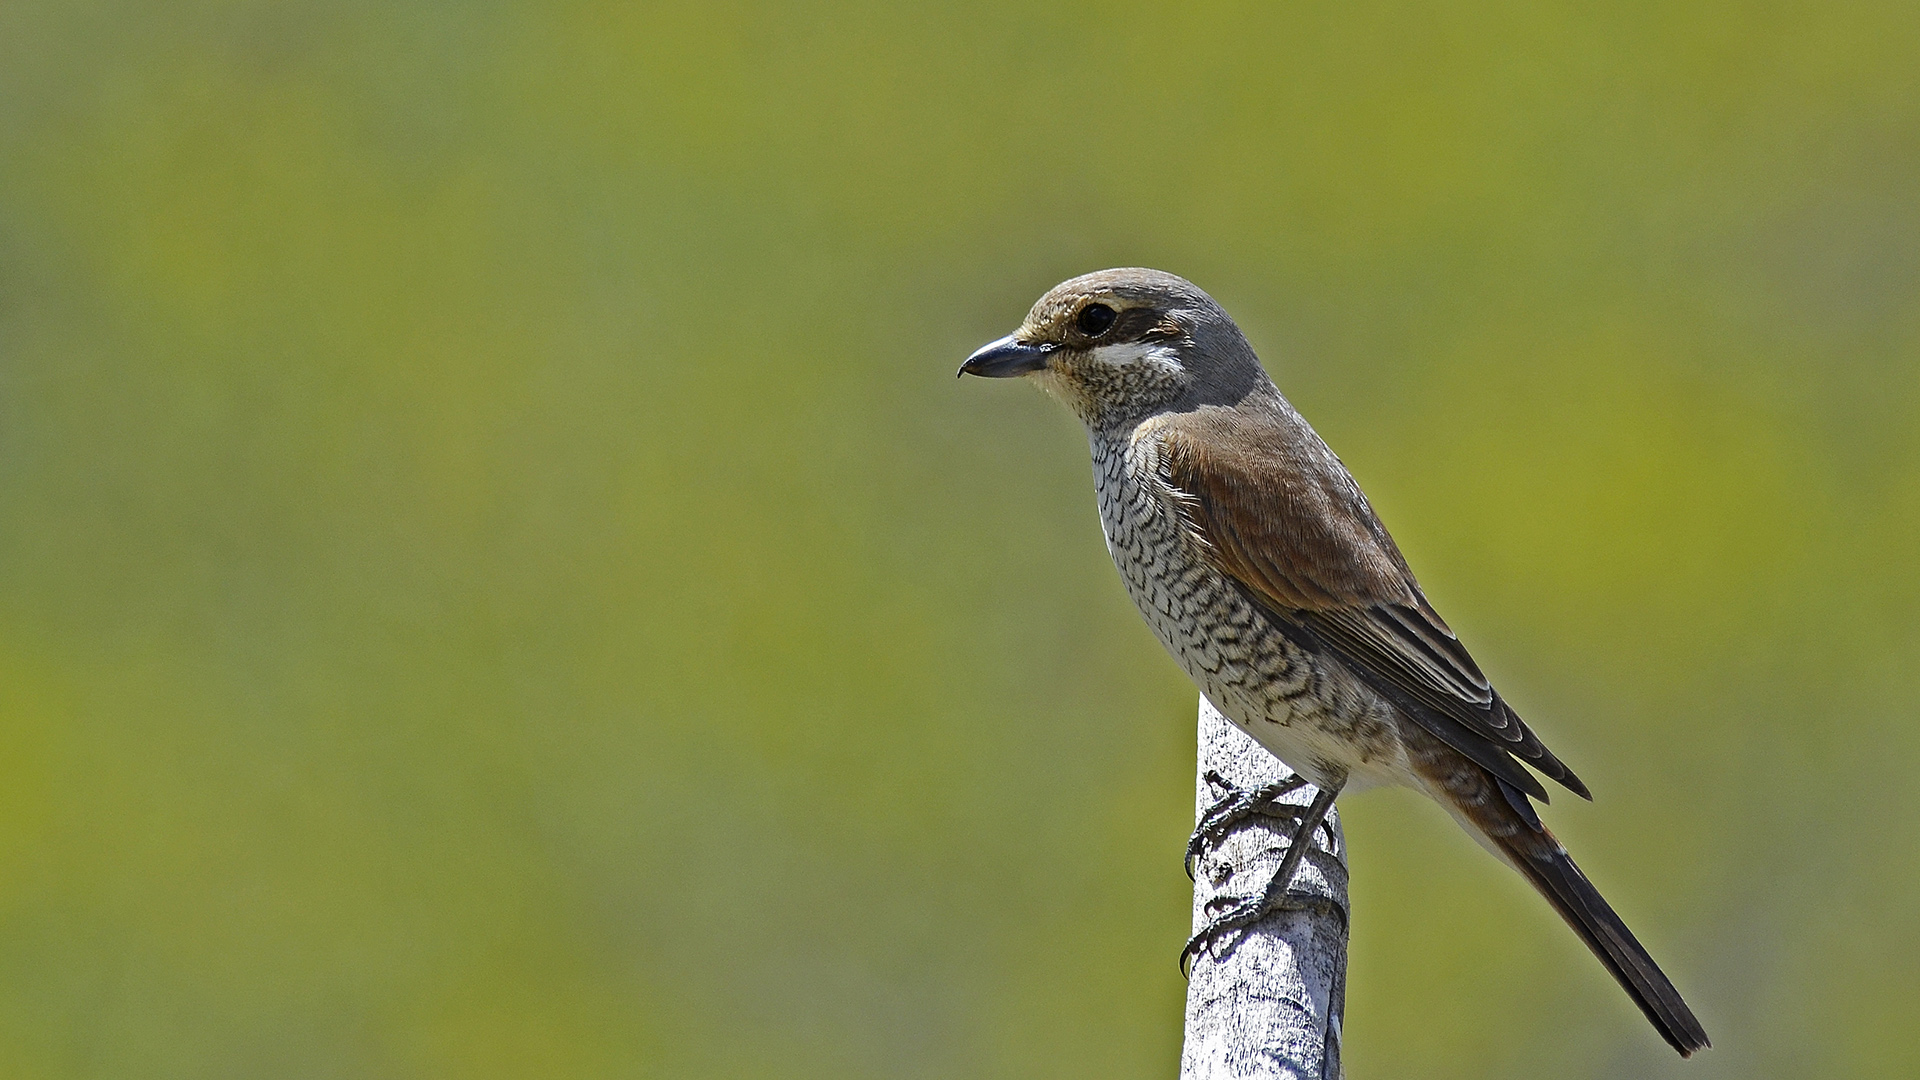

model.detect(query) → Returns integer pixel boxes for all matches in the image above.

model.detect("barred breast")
[1089,427,1413,793]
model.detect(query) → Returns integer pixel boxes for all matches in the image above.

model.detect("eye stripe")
[1112,305,1172,342]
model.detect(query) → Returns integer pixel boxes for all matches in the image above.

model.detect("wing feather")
[1152,408,1589,801]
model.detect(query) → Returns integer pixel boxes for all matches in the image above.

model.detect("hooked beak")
[957,334,1054,378]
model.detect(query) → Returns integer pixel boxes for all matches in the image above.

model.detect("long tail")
[1493,811,1710,1056]
[1412,734,1710,1056]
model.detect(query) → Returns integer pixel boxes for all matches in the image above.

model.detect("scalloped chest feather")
[1088,424,1413,793]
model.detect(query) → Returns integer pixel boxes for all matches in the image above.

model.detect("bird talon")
[1183,773,1308,880]
[1181,888,1333,977]
[1180,784,1342,977]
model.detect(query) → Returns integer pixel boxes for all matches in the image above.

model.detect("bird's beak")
[958,334,1054,378]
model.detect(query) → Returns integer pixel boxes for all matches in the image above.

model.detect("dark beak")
[958,334,1054,378]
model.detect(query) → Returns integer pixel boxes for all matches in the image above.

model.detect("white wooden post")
[1180,699,1350,1080]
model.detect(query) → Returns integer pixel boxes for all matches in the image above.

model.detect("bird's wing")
[1151,407,1588,801]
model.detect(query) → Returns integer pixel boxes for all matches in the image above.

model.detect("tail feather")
[1497,824,1710,1057]
[1410,731,1709,1056]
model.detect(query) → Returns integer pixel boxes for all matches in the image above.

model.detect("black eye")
[1076,303,1117,337]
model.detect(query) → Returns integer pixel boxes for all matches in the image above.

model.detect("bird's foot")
[1179,882,1339,977]
[1184,769,1309,880]
[1180,782,1344,977]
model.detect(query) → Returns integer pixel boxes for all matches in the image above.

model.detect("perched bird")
[960,268,1708,1057]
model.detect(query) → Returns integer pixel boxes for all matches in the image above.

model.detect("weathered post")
[1180,699,1350,1080]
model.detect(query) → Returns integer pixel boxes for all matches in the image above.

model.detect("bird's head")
[959,268,1267,429]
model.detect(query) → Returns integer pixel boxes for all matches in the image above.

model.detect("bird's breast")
[1089,431,1413,793]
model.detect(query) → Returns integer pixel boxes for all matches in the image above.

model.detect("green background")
[3,2,1916,1077]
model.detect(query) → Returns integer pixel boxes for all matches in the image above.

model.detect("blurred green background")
[2,1,1916,1077]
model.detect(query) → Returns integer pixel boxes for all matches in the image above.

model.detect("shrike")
[961,268,1707,1056]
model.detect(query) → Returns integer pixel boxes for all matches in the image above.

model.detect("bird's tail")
[1484,793,1710,1057]
[1412,731,1710,1057]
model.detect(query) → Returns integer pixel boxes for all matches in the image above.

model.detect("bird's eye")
[1076,303,1117,337]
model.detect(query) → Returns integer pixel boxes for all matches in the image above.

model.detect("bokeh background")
[3,2,1917,1077]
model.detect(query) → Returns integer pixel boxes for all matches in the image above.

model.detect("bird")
[959,268,1709,1057]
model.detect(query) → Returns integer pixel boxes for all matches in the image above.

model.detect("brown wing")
[1153,406,1588,802]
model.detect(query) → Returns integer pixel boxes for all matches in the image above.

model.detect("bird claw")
[1180,781,1345,978]
[1183,770,1309,879]
[1179,888,1329,977]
